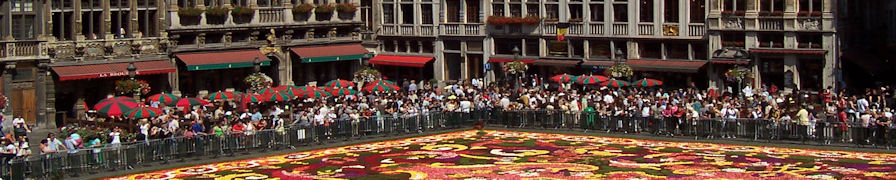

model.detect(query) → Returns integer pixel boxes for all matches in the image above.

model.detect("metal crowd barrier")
[3,110,895,179]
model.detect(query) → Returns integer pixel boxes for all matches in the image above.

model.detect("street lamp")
[512,46,520,62]
[614,49,625,63]
[126,62,137,80]
[253,57,261,73]
[362,53,370,67]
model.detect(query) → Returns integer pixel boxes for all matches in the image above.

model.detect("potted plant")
[798,11,810,17]
[759,11,771,16]
[115,80,151,96]
[810,11,822,17]
[353,67,381,83]
[315,4,335,21]
[336,3,357,19]
[569,18,583,22]
[607,64,633,78]
[231,6,254,24]
[245,73,273,93]
[488,15,508,25]
[178,7,203,25]
[724,67,752,82]
[205,6,229,24]
[734,10,745,16]
[721,10,734,16]
[292,3,314,21]
[521,15,541,25]
[771,11,783,16]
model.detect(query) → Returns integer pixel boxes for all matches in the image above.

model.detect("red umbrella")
[176,98,210,108]
[325,79,356,88]
[93,97,141,117]
[550,74,575,83]
[328,88,357,96]
[601,79,631,87]
[257,87,279,94]
[633,78,663,87]
[123,106,164,119]
[363,81,400,93]
[206,91,237,101]
[275,85,303,97]
[145,93,179,105]
[575,75,609,85]
[264,91,293,102]
[241,93,265,103]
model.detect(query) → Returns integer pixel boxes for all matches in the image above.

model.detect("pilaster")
[2,63,16,116]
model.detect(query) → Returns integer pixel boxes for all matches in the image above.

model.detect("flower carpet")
[113,130,896,180]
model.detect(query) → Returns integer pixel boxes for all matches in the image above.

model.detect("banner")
[556,23,570,41]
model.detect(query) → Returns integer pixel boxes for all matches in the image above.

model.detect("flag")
[556,23,570,41]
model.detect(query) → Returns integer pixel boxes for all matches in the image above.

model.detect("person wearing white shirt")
[857,97,870,114]
[459,99,472,113]
[500,96,511,110]
[603,94,614,104]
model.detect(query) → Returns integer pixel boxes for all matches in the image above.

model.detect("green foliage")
[177,7,203,17]
[231,6,254,16]
[292,3,315,14]
[205,6,229,17]
[335,3,357,13]
[315,4,335,14]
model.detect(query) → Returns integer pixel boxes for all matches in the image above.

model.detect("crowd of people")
[5,77,896,160]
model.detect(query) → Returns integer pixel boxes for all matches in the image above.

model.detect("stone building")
[0,0,366,129]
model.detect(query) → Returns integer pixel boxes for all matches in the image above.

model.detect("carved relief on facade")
[84,42,105,57]
[112,41,132,56]
[798,18,820,30]
[47,43,77,59]
[723,18,744,29]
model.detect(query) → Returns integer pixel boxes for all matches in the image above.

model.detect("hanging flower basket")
[336,3,357,13]
[503,61,528,75]
[607,64,633,78]
[354,67,381,83]
[245,73,273,93]
[292,3,315,14]
[724,67,752,82]
[115,80,150,95]
[205,6,229,24]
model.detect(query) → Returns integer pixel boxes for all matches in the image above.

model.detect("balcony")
[380,24,438,36]
[796,17,822,31]
[543,23,557,35]
[171,6,360,30]
[589,23,604,35]
[43,37,167,62]
[758,17,784,31]
[0,41,43,59]
[638,23,654,35]
[612,23,628,35]
[569,23,583,35]
[688,24,705,36]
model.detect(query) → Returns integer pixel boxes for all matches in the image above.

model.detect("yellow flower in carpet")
[537,160,549,163]
[585,174,605,178]
[215,173,276,180]
[711,161,734,166]
[470,146,487,150]
[346,153,360,157]
[318,169,338,175]
[746,153,757,156]
[448,173,472,179]
[471,170,492,174]
[233,169,252,173]
[864,172,889,178]
[291,161,308,165]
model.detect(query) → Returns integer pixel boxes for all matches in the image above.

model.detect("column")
[283,49,295,85]
[583,39,590,59]
[74,0,85,40]
[753,56,762,88]
[103,0,113,39]
[169,57,181,95]
[461,41,468,80]
[434,40,446,86]
[35,62,48,128]
[130,0,139,36]
[627,41,639,59]
[45,65,57,129]
[822,33,835,89]
[2,63,15,116]
[783,55,799,92]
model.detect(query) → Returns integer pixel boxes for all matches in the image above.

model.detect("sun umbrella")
[550,74,575,83]
[256,87,279,94]
[325,79,356,89]
[297,86,322,92]
[93,97,140,117]
[273,85,303,97]
[633,78,663,87]
[241,93,265,103]
[206,91,237,101]
[601,79,630,87]
[264,91,293,102]
[368,80,397,86]
[176,97,210,108]
[328,88,356,96]
[364,81,400,93]
[575,75,609,85]
[300,88,332,98]
[124,106,164,119]
[273,85,300,91]
[146,93,179,105]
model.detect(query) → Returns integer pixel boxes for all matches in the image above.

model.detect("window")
[494,38,521,55]
[612,41,627,59]
[467,0,480,22]
[510,4,522,17]
[383,40,395,52]
[468,41,483,51]
[445,40,461,50]
[52,11,75,40]
[422,41,433,53]
[179,0,196,7]
[111,0,130,38]
[640,0,653,22]
[571,40,585,57]
[137,0,159,37]
[446,0,461,22]
[757,33,784,48]
[82,0,103,40]
[724,0,745,11]
[383,4,395,24]
[421,5,433,24]
[590,40,611,59]
[546,4,559,20]
[548,40,568,57]
[690,0,705,22]
[13,67,34,81]
[799,0,822,12]
[721,32,745,47]
[613,4,627,22]
[639,41,661,59]
[231,0,248,7]
[525,39,539,56]
[526,3,539,16]
[205,0,220,7]
[692,43,707,60]
[665,0,679,23]
[11,15,35,40]
[258,0,280,7]
[570,4,583,21]
[493,3,505,16]
[760,0,784,12]
[590,4,605,22]
[401,4,414,24]
[797,34,823,48]
[665,43,689,59]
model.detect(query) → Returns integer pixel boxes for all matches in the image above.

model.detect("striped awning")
[369,55,434,67]
[176,50,271,71]
[290,44,369,63]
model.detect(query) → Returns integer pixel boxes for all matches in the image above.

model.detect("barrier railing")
[2,110,893,179]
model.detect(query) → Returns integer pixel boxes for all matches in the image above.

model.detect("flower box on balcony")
[293,4,314,21]
[336,3,356,20]
[798,11,822,17]
[205,6,228,24]
[315,4,335,21]
[231,6,254,24]
[735,10,745,16]
[810,11,822,17]
[722,41,745,47]
[721,10,733,16]
[178,7,202,26]
[569,18,583,22]
[799,42,822,48]
[488,16,542,25]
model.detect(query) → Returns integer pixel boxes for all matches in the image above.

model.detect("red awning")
[580,60,615,67]
[749,48,826,55]
[626,59,708,73]
[488,58,535,64]
[369,55,434,67]
[290,44,369,63]
[52,60,176,81]
[176,49,271,71]
[534,59,582,67]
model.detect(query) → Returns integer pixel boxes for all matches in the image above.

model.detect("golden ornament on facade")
[663,25,679,36]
